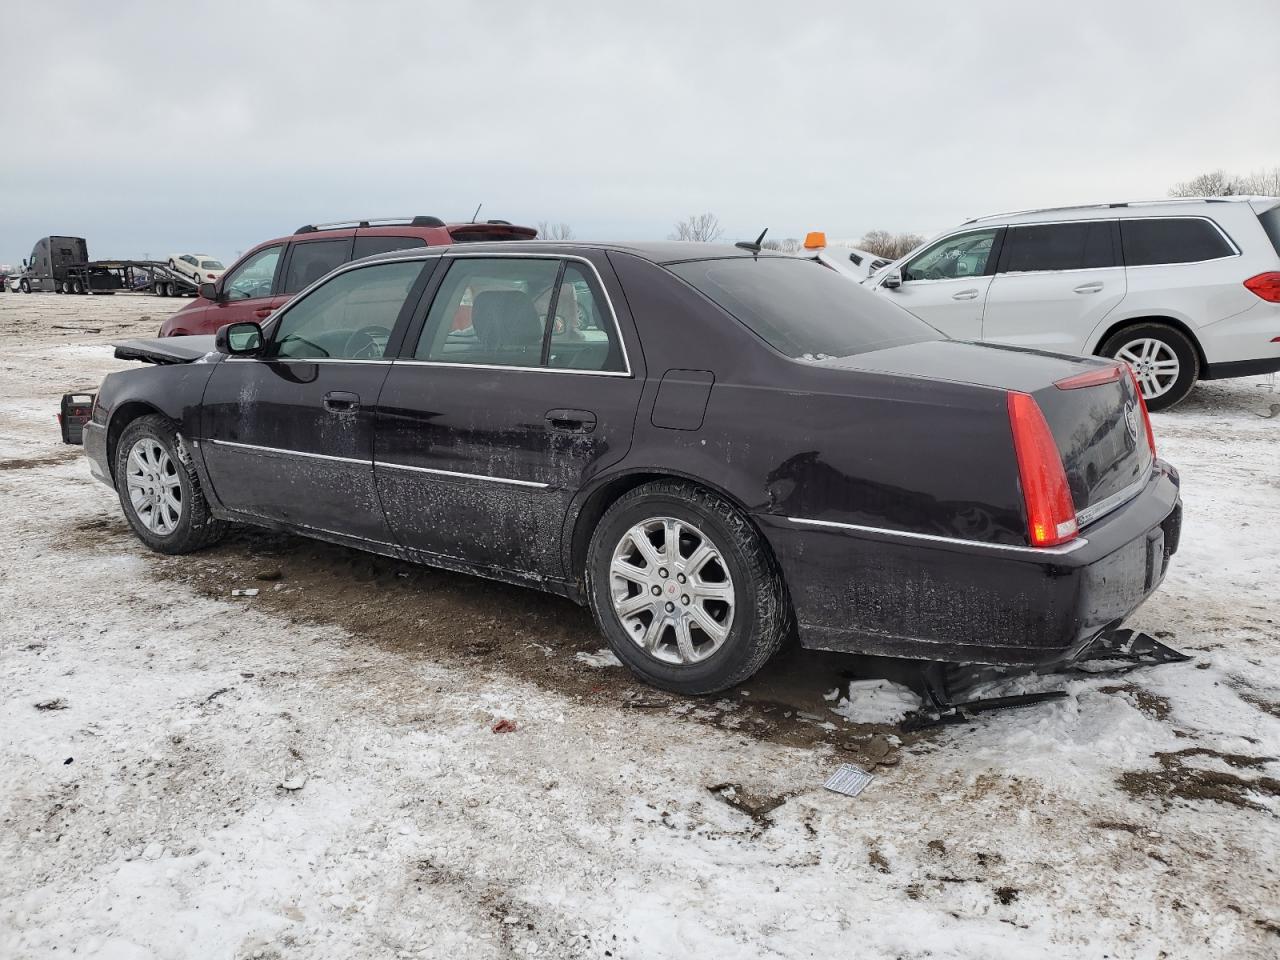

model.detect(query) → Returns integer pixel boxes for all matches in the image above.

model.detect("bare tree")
[1168,170,1237,197]
[669,213,724,243]
[536,221,575,241]
[858,230,925,259]
[1238,167,1280,196]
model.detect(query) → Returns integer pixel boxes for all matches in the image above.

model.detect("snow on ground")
[1,294,1278,959]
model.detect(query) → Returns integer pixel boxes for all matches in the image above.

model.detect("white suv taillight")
[1243,272,1280,302]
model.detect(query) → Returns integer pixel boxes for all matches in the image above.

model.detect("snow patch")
[831,678,922,724]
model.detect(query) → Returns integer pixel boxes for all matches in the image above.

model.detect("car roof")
[346,240,793,268]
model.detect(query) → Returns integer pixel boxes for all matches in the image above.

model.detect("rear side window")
[669,257,941,360]
[1001,221,1117,272]
[1120,218,1235,266]
[282,238,352,294]
[353,235,428,259]
[1257,206,1280,257]
[415,258,625,371]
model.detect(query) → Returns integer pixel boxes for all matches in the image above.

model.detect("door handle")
[952,289,980,301]
[545,408,597,434]
[1073,282,1104,294]
[323,391,361,413]
[254,306,274,319]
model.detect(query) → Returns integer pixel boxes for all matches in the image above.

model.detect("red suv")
[158,216,537,336]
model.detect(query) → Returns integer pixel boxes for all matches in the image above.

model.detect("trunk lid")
[817,339,1153,523]
[1032,367,1153,522]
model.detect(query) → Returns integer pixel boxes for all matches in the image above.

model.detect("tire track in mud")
[59,511,928,765]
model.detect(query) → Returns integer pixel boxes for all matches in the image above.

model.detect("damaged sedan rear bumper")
[757,460,1181,666]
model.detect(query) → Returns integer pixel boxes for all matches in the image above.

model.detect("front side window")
[1001,221,1117,273]
[1120,218,1235,266]
[670,257,941,360]
[902,229,999,282]
[223,245,282,301]
[268,261,423,360]
[282,238,352,294]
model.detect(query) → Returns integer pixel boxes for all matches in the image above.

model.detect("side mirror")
[199,281,218,301]
[215,321,263,356]
[882,269,903,290]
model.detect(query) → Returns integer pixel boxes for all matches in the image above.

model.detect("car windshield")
[200,260,224,270]
[669,257,942,360]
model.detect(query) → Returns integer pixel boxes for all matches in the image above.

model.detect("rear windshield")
[200,260,224,270]
[668,257,942,360]
[1258,205,1280,258]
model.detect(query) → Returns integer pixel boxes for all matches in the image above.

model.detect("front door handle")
[253,306,274,319]
[1073,282,1104,294]
[323,391,360,413]
[545,408,597,434]
[952,289,980,301]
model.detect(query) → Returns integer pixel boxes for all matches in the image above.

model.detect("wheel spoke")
[662,519,680,563]
[690,580,733,602]
[610,558,648,585]
[684,540,715,576]
[629,529,661,570]
[639,614,665,653]
[615,591,654,618]
[673,618,697,663]
[689,603,728,642]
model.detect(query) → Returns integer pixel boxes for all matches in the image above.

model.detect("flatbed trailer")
[15,237,199,297]
[25,260,198,297]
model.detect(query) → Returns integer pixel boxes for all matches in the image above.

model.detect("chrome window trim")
[782,516,1088,555]
[415,252,634,377]
[206,438,548,488]
[234,252,633,377]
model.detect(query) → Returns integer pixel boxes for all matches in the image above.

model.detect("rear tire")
[71,278,84,294]
[585,480,790,695]
[1099,322,1199,412]
[114,414,227,555]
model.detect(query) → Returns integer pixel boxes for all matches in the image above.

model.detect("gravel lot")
[2,292,1278,959]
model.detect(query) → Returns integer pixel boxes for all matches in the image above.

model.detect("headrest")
[471,290,543,348]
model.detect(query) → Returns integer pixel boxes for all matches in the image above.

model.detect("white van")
[866,197,1280,409]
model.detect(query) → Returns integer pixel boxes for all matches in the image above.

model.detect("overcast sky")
[2,1,1277,266]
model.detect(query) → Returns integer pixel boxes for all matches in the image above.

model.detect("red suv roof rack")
[294,215,445,234]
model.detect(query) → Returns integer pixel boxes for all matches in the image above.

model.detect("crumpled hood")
[113,335,217,364]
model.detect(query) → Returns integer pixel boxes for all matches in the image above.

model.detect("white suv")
[867,197,1280,409]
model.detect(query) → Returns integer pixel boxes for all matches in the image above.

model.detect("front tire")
[586,480,790,695]
[1099,322,1198,411]
[19,279,30,293]
[114,414,227,554]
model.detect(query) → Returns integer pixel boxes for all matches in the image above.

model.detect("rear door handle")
[323,391,360,413]
[545,408,597,434]
[1074,282,1104,294]
[952,289,980,301]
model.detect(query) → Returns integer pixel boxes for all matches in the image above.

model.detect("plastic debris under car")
[823,763,875,798]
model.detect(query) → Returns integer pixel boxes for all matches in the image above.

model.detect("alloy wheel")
[1115,337,1180,401]
[125,437,183,535]
[609,517,735,665]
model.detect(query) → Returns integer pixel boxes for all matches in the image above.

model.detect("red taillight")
[1007,391,1078,547]
[1243,272,1280,302]
[1054,363,1124,390]
[1124,366,1157,459]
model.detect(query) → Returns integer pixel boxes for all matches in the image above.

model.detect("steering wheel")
[343,324,392,360]
[279,335,331,358]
